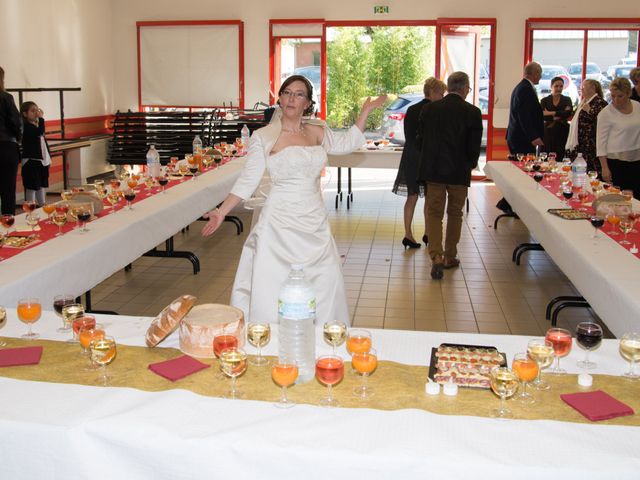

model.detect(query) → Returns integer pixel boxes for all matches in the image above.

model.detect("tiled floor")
[91,167,603,336]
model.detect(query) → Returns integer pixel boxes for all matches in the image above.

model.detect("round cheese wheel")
[179,304,245,358]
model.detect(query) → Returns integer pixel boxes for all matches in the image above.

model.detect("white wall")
[3,0,639,128]
[0,0,113,120]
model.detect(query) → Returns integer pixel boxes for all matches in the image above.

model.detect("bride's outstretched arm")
[353,95,387,132]
[201,194,243,236]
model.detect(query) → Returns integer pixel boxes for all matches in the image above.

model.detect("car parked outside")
[381,93,488,147]
[568,62,607,89]
[536,65,579,107]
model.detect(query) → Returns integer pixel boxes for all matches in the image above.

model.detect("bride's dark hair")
[278,75,316,116]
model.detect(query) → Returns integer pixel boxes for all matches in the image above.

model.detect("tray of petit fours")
[428,343,507,389]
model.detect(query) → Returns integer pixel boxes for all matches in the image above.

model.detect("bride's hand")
[362,95,388,112]
[201,208,224,236]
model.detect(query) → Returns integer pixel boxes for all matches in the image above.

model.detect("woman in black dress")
[392,77,446,249]
[540,76,574,160]
[0,66,22,215]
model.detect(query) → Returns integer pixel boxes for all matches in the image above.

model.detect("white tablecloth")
[485,161,640,337]
[0,310,639,480]
[0,161,244,308]
[328,148,401,169]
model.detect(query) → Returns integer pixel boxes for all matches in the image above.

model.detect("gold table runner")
[1,337,638,426]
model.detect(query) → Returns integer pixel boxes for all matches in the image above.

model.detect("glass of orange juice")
[17,297,41,339]
[512,352,538,405]
[352,348,378,399]
[80,323,105,370]
[346,329,372,356]
[272,360,298,408]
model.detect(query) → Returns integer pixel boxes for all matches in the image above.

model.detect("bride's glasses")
[280,90,307,100]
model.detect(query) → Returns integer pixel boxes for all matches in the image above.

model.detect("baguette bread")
[145,294,197,347]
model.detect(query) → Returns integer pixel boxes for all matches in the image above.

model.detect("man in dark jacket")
[506,61,544,154]
[417,71,483,279]
[0,66,22,215]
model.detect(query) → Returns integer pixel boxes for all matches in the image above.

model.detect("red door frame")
[437,19,497,161]
[136,20,245,111]
[269,19,325,117]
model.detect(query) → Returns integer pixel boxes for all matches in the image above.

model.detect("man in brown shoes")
[417,71,483,279]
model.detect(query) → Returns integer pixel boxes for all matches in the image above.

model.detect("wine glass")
[127,177,138,190]
[144,175,156,195]
[72,315,96,345]
[590,215,604,240]
[527,338,554,390]
[323,321,347,355]
[621,189,633,202]
[0,230,6,261]
[0,305,7,347]
[17,297,41,339]
[62,303,86,342]
[247,322,271,366]
[60,190,74,202]
[26,212,40,237]
[123,189,136,210]
[619,332,640,379]
[605,207,620,235]
[158,175,169,194]
[346,329,372,355]
[178,162,189,179]
[90,335,117,386]
[315,355,344,407]
[512,352,538,404]
[561,186,574,208]
[575,322,603,370]
[42,203,56,224]
[628,210,640,233]
[489,366,519,419]
[219,347,248,399]
[619,216,634,245]
[545,327,572,374]
[77,204,93,232]
[1,214,15,234]
[52,210,68,236]
[106,190,121,212]
[79,323,105,369]
[53,294,76,332]
[516,153,524,165]
[272,360,298,408]
[587,170,598,181]
[533,171,544,190]
[213,334,238,358]
[352,348,378,399]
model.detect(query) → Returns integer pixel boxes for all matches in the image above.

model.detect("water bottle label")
[278,299,316,319]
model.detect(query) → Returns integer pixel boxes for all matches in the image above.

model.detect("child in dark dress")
[20,101,50,206]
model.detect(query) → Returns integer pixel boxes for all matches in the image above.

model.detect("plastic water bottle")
[240,124,250,153]
[278,264,316,383]
[192,135,203,155]
[146,145,161,178]
[571,153,587,189]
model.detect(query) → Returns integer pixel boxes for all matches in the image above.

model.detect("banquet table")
[485,161,640,337]
[1,309,639,480]
[0,161,244,309]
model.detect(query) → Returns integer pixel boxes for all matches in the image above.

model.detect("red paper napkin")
[0,346,43,367]
[148,355,209,381]
[560,390,635,421]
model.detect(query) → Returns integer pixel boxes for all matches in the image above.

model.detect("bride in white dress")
[202,75,386,325]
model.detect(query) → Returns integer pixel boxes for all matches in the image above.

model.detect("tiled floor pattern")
[90,167,603,336]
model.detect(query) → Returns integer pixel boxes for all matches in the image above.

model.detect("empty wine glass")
[575,322,603,370]
[619,332,640,379]
[489,366,519,419]
[17,297,41,340]
[272,360,298,408]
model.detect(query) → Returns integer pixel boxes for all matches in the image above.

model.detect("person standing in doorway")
[0,66,22,214]
[417,72,483,280]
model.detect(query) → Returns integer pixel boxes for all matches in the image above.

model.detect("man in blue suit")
[506,62,545,154]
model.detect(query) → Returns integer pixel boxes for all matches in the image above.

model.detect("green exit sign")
[373,6,389,15]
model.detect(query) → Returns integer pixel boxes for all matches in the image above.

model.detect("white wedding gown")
[229,126,364,325]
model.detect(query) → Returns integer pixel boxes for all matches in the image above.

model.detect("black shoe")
[430,257,444,280]
[402,237,421,250]
[422,234,428,246]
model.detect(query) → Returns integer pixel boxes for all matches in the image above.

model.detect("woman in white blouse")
[597,77,640,199]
